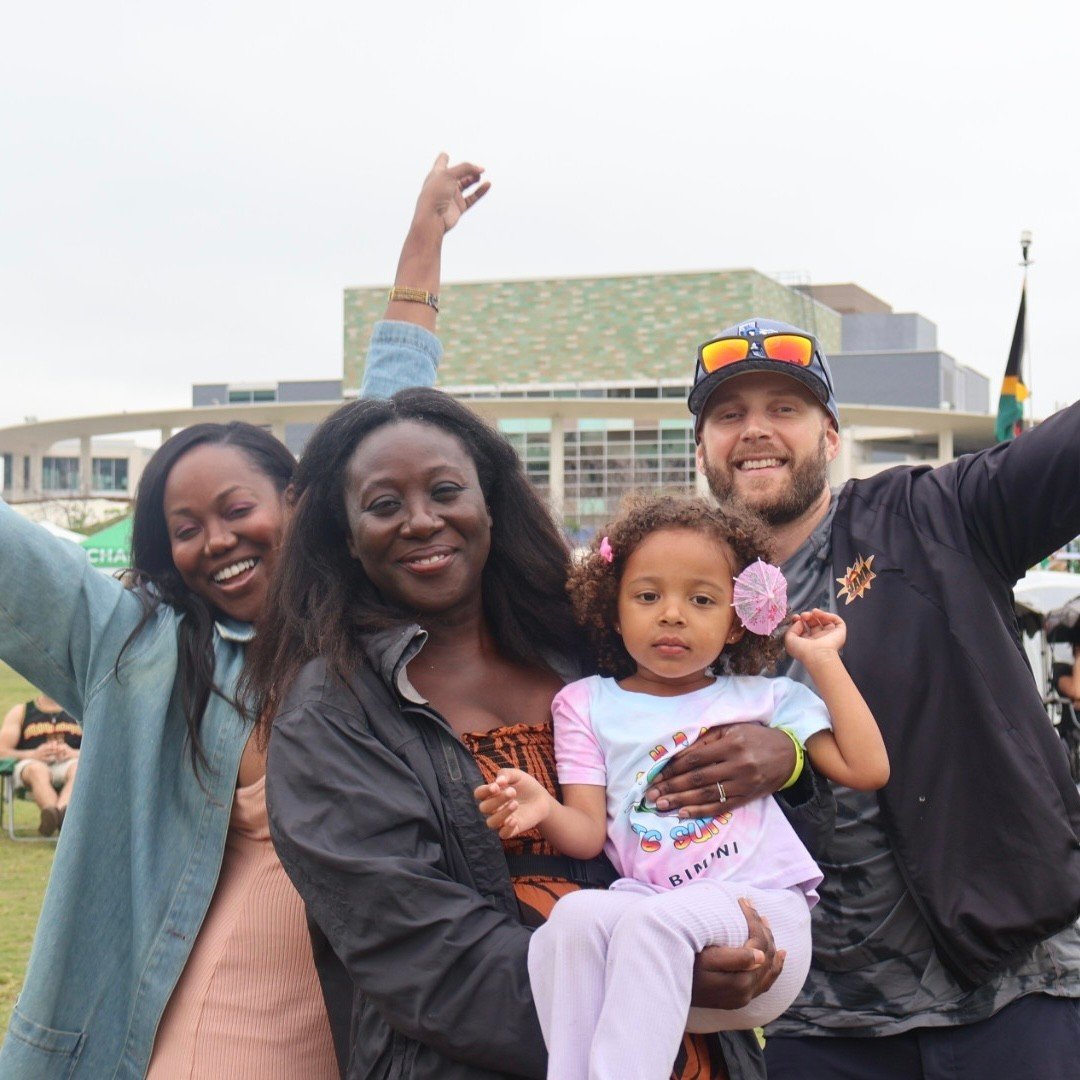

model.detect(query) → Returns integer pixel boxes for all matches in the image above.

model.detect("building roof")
[344,269,842,392]
[797,282,893,315]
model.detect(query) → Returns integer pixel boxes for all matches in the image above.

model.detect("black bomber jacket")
[827,400,1080,987]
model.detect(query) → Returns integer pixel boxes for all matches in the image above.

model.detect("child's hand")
[783,608,847,666]
[473,768,552,839]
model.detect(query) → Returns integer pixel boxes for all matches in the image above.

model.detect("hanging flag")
[995,285,1029,442]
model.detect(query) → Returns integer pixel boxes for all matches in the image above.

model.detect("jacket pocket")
[2,1007,85,1079]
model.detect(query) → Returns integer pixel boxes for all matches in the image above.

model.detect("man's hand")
[646,724,796,819]
[30,744,57,763]
[690,897,786,1010]
[52,744,77,763]
[413,152,490,234]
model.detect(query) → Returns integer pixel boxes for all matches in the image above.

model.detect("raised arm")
[360,153,489,399]
[266,692,546,1078]
[950,399,1080,582]
[784,609,890,790]
[0,500,143,715]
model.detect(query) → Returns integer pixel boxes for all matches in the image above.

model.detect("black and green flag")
[995,285,1028,442]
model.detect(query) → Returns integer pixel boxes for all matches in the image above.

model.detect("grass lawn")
[0,661,56,1036]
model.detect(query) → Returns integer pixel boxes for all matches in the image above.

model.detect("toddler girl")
[474,494,889,1079]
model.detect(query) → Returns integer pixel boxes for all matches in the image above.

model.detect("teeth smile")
[408,554,448,566]
[213,558,257,583]
[738,458,784,471]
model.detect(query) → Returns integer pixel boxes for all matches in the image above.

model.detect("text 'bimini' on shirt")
[553,675,830,901]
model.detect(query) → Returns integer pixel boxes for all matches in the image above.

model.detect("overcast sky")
[2,2,1074,433]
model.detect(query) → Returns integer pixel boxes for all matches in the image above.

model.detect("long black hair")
[243,387,584,728]
[121,422,296,774]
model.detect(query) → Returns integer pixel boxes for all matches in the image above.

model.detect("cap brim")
[689,359,832,419]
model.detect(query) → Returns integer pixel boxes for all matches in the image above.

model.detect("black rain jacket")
[829,400,1080,987]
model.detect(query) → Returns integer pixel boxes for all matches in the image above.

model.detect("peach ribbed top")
[147,775,337,1079]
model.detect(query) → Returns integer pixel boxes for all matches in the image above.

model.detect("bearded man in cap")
[644,318,1080,1079]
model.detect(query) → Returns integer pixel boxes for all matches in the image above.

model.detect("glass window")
[498,418,552,434]
[92,458,130,493]
[43,457,80,491]
[252,389,277,402]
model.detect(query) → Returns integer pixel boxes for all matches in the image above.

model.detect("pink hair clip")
[732,559,788,635]
[599,536,614,564]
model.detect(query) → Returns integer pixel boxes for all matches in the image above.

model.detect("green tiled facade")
[343,270,841,392]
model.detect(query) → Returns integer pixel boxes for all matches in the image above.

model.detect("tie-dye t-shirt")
[553,675,830,902]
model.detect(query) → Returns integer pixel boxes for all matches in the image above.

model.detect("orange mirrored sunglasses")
[698,333,815,374]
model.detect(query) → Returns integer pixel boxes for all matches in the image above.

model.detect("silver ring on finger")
[716,781,728,803]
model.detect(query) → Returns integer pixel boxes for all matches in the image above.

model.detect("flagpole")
[1020,230,1033,423]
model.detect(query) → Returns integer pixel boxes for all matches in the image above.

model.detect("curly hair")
[567,493,784,678]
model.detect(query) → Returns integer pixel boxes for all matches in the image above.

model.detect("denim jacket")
[0,321,439,1079]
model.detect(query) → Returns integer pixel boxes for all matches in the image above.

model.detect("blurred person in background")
[0,692,82,836]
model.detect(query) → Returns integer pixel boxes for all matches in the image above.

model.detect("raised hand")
[385,152,491,332]
[473,768,552,839]
[413,152,490,234]
[783,608,847,666]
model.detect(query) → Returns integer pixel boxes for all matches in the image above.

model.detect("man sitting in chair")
[0,693,82,836]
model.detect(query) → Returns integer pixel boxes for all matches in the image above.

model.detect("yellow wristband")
[777,727,806,790]
[388,286,439,313]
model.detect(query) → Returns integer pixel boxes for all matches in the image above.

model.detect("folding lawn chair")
[0,757,57,842]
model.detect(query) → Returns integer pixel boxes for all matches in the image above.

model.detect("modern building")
[343,271,996,532]
[2,269,1000,534]
[1,438,153,505]
[191,378,342,457]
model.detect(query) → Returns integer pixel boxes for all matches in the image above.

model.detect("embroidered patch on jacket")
[837,554,877,604]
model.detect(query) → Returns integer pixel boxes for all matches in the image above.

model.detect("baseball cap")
[688,318,840,433]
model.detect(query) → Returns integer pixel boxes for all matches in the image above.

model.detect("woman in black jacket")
[244,388,803,1079]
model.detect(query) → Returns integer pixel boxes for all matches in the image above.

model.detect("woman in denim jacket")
[0,156,488,1079]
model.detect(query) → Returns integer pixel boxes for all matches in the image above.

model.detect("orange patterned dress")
[462,722,729,1080]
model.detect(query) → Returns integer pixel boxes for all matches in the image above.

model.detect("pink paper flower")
[599,536,614,564]
[732,559,788,636]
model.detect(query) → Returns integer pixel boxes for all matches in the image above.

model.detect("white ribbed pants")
[527,878,811,1080]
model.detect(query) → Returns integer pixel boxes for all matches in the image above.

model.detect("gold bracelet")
[777,727,806,790]
[388,286,439,313]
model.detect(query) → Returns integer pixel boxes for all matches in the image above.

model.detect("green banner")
[80,516,133,571]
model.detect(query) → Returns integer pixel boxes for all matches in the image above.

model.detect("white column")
[160,427,173,446]
[29,450,43,498]
[937,427,954,463]
[80,436,92,496]
[831,429,855,485]
[548,414,565,520]
[9,452,25,498]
